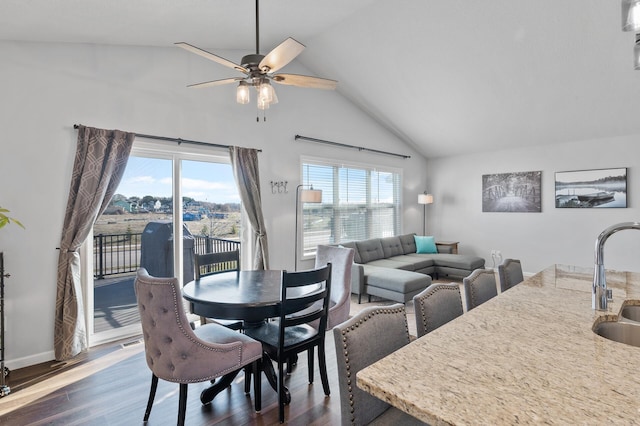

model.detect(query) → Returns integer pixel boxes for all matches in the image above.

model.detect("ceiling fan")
[175,0,337,116]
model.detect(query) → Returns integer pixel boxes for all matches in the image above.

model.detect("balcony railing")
[93,233,240,279]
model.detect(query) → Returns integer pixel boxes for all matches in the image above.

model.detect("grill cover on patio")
[140,221,195,284]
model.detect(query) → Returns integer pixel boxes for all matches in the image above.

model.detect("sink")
[594,320,640,347]
[620,305,640,322]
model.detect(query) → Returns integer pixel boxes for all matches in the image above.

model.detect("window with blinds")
[300,157,402,258]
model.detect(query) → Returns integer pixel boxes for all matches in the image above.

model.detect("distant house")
[106,200,132,213]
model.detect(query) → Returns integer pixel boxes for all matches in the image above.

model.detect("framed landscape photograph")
[482,171,542,212]
[555,167,627,208]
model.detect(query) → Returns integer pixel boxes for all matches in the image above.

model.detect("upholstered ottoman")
[363,266,432,303]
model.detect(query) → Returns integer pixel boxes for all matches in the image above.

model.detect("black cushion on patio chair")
[244,264,332,423]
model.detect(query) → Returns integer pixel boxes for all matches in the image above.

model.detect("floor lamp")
[295,184,323,271]
[418,192,434,236]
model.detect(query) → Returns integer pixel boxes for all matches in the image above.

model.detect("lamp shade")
[622,0,640,32]
[418,193,434,205]
[300,188,322,203]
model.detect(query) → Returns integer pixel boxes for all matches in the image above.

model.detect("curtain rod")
[294,134,410,159]
[73,124,262,152]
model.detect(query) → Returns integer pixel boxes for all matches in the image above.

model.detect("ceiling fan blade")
[272,74,338,90]
[175,42,249,74]
[187,77,244,89]
[259,38,305,73]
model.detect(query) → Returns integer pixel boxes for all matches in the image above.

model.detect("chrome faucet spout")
[593,222,640,310]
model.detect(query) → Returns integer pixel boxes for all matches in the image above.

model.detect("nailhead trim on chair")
[415,284,460,334]
[466,271,492,308]
[339,306,407,425]
[139,276,246,383]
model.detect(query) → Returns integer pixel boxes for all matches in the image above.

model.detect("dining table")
[182,269,308,404]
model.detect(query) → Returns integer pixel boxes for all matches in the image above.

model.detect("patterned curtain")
[54,126,135,360]
[229,146,269,270]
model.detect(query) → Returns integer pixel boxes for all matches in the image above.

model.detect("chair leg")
[244,366,252,394]
[178,383,188,426]
[318,342,330,396]
[143,374,159,421]
[307,348,314,384]
[278,359,286,423]
[253,359,262,412]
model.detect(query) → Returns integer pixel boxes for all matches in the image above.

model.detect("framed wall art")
[555,167,627,208]
[482,171,542,212]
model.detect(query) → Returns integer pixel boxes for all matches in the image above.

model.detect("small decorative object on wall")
[555,168,627,208]
[482,171,542,212]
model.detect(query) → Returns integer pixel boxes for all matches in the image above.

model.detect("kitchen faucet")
[593,222,640,310]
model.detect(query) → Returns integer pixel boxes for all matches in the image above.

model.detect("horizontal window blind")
[301,159,402,257]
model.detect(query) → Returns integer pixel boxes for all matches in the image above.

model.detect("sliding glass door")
[85,141,240,346]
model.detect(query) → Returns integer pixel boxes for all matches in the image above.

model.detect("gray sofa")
[341,234,485,303]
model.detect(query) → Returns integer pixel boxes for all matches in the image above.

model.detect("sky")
[116,156,241,204]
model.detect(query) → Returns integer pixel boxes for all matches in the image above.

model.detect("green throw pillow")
[414,235,438,254]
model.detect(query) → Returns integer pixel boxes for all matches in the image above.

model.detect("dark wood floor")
[0,289,433,426]
[0,334,342,425]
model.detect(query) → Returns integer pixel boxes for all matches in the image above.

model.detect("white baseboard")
[5,350,56,371]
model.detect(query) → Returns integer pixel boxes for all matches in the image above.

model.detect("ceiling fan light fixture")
[622,0,640,31]
[258,79,275,104]
[236,81,250,104]
[257,96,270,110]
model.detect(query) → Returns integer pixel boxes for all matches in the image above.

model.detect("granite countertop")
[356,264,640,425]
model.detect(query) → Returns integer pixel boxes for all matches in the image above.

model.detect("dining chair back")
[333,304,425,425]
[194,250,243,330]
[315,244,356,329]
[134,268,262,426]
[413,283,464,337]
[244,264,332,423]
[463,268,498,311]
[195,249,240,278]
[498,258,524,293]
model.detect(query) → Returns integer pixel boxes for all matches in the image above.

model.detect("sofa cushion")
[366,258,415,271]
[398,233,417,254]
[365,267,431,294]
[356,239,385,263]
[339,241,361,264]
[380,236,404,258]
[408,253,485,270]
[389,254,435,270]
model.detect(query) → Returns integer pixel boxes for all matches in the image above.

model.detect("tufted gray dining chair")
[333,304,427,425]
[413,283,464,338]
[463,268,498,311]
[498,258,524,293]
[134,268,263,426]
[315,244,356,330]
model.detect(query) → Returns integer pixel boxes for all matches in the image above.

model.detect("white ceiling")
[1,0,638,158]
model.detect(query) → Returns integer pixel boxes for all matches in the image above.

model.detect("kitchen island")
[357,264,640,425]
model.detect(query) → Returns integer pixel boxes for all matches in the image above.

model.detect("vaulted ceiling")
[1,0,638,158]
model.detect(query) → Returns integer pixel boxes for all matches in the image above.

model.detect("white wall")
[427,137,640,274]
[0,41,428,368]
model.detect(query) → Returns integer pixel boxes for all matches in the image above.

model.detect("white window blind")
[301,158,402,257]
